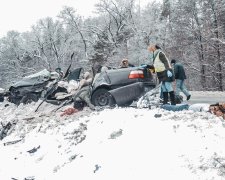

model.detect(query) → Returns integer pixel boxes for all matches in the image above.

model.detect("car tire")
[8,95,22,105]
[91,88,115,107]
[20,93,39,104]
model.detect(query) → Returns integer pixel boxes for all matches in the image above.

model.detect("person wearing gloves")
[147,44,176,105]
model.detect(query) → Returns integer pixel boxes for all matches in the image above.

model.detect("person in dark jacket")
[148,44,176,105]
[171,59,191,100]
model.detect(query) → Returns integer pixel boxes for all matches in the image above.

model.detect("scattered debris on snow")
[0,94,225,180]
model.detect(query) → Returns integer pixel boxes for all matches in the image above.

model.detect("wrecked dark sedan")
[7,67,83,105]
[91,65,157,106]
[8,69,53,105]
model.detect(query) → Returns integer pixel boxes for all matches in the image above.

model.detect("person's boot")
[187,95,191,101]
[163,92,169,104]
[169,91,176,105]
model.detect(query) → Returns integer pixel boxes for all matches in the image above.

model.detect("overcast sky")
[0,0,157,38]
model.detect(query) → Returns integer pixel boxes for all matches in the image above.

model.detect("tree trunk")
[210,0,223,90]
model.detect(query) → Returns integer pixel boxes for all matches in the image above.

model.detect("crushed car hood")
[11,69,51,88]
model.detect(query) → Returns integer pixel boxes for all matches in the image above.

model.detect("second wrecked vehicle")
[7,67,83,105]
[8,69,53,105]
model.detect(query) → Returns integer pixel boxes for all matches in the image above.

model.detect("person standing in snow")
[147,44,176,105]
[171,59,191,101]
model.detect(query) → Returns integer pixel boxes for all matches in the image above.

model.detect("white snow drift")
[0,99,225,180]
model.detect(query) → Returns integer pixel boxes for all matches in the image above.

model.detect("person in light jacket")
[148,44,176,105]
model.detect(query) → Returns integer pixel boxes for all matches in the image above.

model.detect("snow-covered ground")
[0,93,225,180]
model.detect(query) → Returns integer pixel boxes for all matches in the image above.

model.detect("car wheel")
[7,94,21,105]
[20,93,39,104]
[91,88,115,106]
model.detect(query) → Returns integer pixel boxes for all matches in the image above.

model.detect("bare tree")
[59,6,88,58]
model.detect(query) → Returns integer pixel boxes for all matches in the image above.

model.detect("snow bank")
[0,101,225,180]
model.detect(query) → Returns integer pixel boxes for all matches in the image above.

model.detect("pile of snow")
[0,100,225,180]
[137,84,161,108]
[0,88,4,93]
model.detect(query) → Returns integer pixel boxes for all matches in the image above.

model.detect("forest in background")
[0,0,225,91]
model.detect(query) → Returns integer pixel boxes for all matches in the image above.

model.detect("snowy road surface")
[188,91,225,104]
